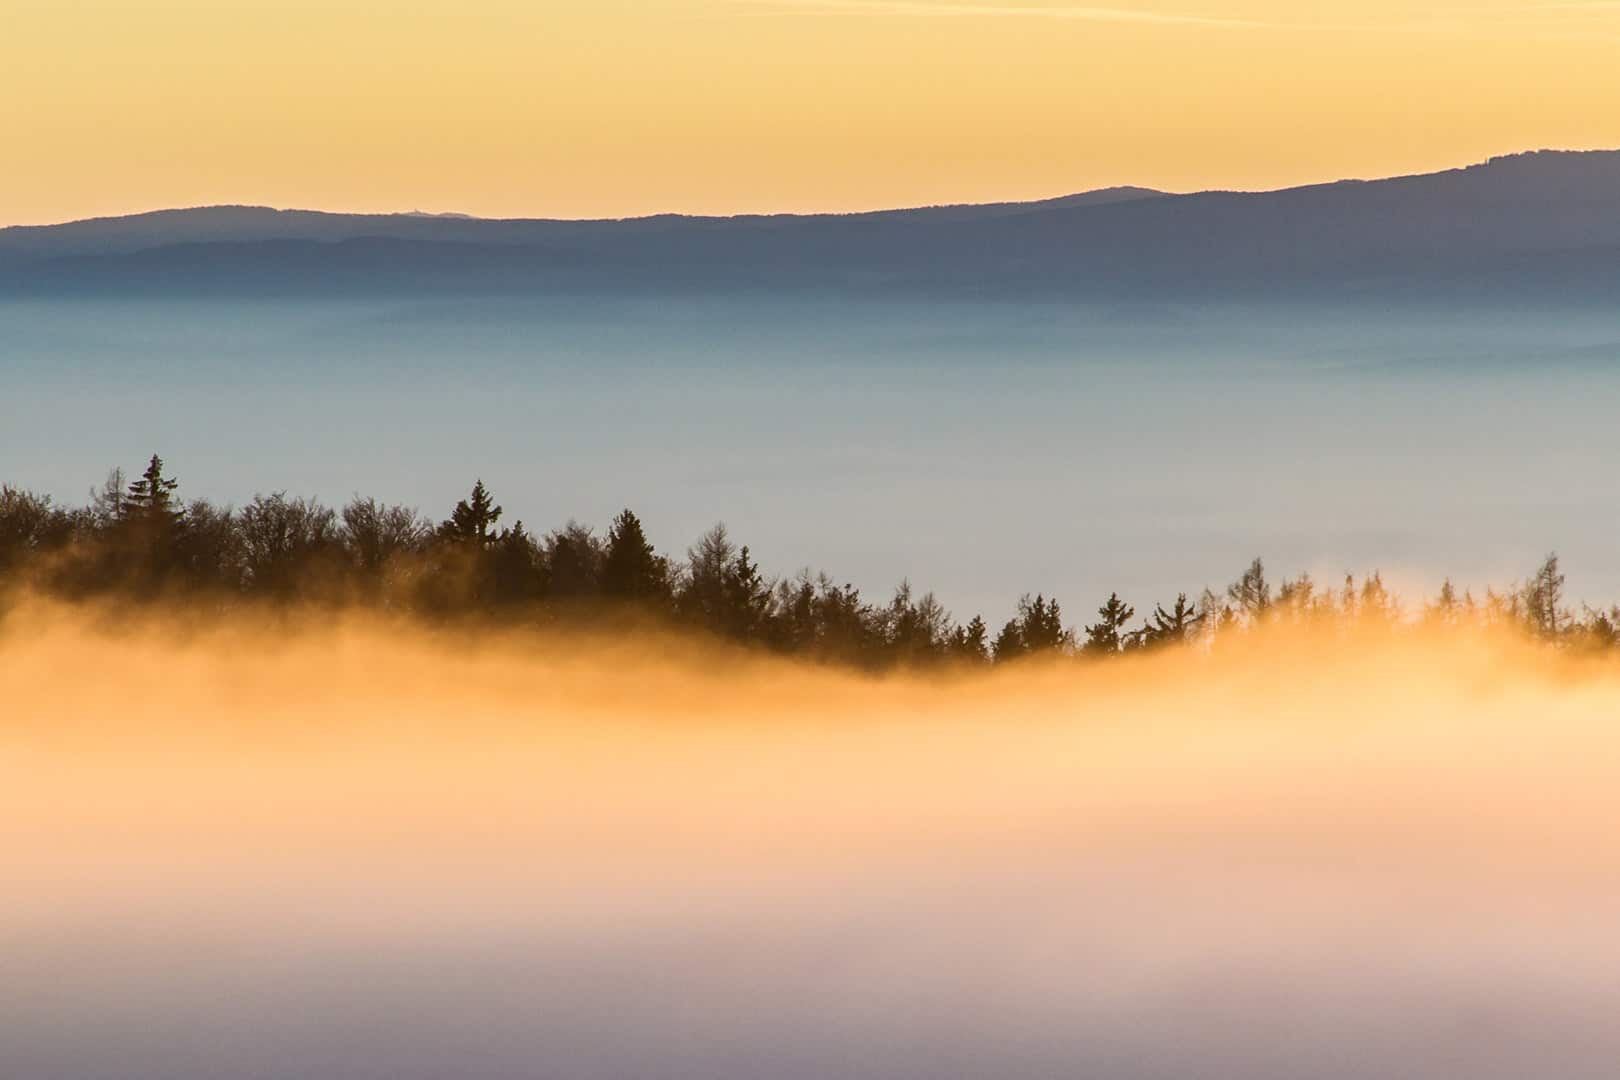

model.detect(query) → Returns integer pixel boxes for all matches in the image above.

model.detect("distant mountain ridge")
[2,151,1617,302]
[0,185,1167,257]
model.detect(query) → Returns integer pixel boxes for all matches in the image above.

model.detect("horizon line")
[5,146,1615,232]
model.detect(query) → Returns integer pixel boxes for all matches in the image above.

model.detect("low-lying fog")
[5,295,1620,621]
[6,602,1620,1079]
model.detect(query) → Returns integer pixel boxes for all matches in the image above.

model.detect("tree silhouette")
[1139,593,1201,649]
[1275,573,1317,621]
[1359,572,1397,626]
[720,546,772,639]
[678,525,774,640]
[5,458,1620,668]
[993,594,1067,660]
[440,479,503,546]
[0,487,68,581]
[813,578,876,664]
[238,492,339,598]
[117,454,185,590]
[88,469,126,528]
[489,521,545,608]
[1577,605,1620,650]
[342,497,428,575]
[1020,594,1068,653]
[768,572,819,653]
[1520,554,1567,639]
[948,615,991,664]
[992,618,1025,662]
[602,509,668,608]
[1082,593,1136,656]
[545,522,602,603]
[1425,578,1463,626]
[124,455,181,526]
[174,498,241,592]
[1227,557,1271,622]
[882,581,951,663]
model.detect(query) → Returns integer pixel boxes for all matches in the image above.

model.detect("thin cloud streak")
[724,0,1620,32]
[726,0,1278,28]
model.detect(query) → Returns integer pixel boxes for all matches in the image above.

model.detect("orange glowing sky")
[7,0,1620,225]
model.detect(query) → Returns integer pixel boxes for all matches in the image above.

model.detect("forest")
[3,454,1618,666]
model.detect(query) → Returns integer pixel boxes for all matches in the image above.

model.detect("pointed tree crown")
[442,479,503,545]
[1083,592,1137,656]
[124,454,182,528]
[602,509,668,604]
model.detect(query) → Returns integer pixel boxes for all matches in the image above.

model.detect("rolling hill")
[2,151,1616,302]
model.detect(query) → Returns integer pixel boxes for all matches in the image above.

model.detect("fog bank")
[5,603,1620,1079]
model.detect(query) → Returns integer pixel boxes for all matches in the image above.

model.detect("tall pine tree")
[1139,593,1202,649]
[601,509,668,607]
[440,479,503,546]
[1082,593,1136,656]
[124,455,181,528]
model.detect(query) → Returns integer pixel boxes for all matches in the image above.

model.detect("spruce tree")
[813,579,874,663]
[119,454,185,587]
[721,545,772,639]
[124,455,181,528]
[440,479,503,546]
[1082,593,1136,656]
[1427,579,1461,625]
[950,615,990,663]
[1019,594,1067,653]
[1140,593,1201,649]
[490,521,544,607]
[601,509,668,607]
[1227,557,1272,622]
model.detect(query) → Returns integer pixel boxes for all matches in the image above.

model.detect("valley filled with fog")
[5,294,1618,621]
[7,605,1620,1079]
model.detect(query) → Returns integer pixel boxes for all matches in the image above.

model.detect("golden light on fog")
[9,600,1620,1076]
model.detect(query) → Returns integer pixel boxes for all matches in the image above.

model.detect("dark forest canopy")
[3,458,1618,666]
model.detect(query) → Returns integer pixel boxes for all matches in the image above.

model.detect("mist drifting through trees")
[4,455,1617,665]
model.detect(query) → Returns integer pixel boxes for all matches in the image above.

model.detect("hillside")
[3,152,1617,302]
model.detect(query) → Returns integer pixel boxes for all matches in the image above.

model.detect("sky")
[6,0,1620,224]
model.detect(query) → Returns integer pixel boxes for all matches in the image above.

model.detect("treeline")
[3,455,1619,664]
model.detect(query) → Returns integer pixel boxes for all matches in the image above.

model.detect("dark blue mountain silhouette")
[3,151,1617,302]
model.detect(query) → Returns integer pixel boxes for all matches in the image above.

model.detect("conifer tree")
[1082,593,1136,656]
[440,479,503,546]
[1275,573,1316,620]
[1019,594,1068,653]
[950,615,991,663]
[124,455,181,528]
[1360,571,1397,625]
[813,578,875,663]
[545,523,602,602]
[1227,557,1271,622]
[601,509,669,607]
[1520,554,1567,639]
[679,523,736,627]
[119,454,185,588]
[489,521,544,607]
[721,545,772,639]
[1425,578,1462,626]
[1140,593,1202,649]
[768,573,819,653]
[1579,606,1620,650]
[992,618,1025,662]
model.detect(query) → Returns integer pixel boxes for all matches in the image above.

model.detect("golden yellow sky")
[6,0,1620,224]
